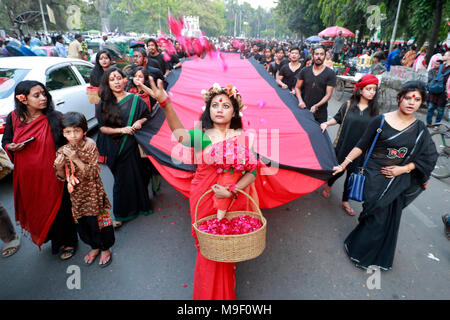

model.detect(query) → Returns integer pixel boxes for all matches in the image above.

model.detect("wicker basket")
[192,189,267,263]
[86,86,100,105]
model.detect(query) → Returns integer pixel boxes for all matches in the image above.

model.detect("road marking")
[407,204,438,228]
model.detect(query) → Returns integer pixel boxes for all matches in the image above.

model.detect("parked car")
[0,56,97,139]
[39,46,59,57]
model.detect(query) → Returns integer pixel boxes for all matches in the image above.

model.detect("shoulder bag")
[347,115,385,202]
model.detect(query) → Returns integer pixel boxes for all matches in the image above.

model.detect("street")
[1,92,449,300]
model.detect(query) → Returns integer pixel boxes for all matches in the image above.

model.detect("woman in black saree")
[333,81,438,270]
[96,67,153,228]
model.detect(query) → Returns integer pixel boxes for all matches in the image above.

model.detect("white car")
[0,56,98,140]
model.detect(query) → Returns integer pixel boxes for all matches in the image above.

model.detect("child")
[54,112,114,267]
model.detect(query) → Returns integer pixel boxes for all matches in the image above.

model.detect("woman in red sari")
[145,78,258,300]
[2,80,78,259]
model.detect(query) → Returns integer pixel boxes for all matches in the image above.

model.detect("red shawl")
[7,112,64,247]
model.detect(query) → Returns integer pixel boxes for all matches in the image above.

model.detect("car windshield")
[0,68,31,99]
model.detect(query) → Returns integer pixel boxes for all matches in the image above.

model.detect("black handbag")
[347,115,385,202]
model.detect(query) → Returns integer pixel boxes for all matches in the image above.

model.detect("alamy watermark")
[66,265,81,290]
[366,266,381,290]
[170,124,280,176]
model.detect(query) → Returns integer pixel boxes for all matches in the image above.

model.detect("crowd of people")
[0,31,448,300]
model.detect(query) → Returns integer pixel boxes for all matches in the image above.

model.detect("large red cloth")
[135,53,338,299]
[7,112,63,247]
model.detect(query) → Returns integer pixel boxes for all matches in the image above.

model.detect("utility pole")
[239,8,242,37]
[389,0,402,53]
[38,0,48,35]
[234,10,237,37]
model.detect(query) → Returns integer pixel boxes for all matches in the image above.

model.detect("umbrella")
[305,36,323,43]
[318,26,354,38]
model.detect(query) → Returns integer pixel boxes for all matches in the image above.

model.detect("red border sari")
[5,112,64,247]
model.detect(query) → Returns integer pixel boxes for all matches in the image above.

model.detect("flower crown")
[201,83,247,113]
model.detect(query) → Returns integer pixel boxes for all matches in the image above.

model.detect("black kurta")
[333,100,377,173]
[344,116,438,270]
[96,94,153,222]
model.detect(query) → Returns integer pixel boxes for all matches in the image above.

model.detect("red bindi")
[412,94,416,98]
[219,99,223,102]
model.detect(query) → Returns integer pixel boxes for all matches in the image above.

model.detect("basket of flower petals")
[193,189,267,263]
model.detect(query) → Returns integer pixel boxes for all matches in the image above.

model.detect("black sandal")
[60,247,76,260]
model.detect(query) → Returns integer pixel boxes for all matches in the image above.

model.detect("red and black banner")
[134,53,338,208]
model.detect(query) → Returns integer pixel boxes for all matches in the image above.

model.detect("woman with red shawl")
[144,78,258,300]
[2,80,78,259]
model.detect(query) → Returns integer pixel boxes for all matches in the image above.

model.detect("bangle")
[159,97,170,108]
[345,157,353,163]
[405,164,412,173]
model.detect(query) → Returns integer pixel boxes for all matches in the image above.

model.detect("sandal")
[84,249,100,265]
[321,186,331,199]
[113,221,123,229]
[60,247,76,260]
[341,202,356,216]
[99,250,112,268]
[1,234,20,258]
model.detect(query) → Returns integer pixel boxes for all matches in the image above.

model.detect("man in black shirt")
[295,45,336,123]
[131,47,167,89]
[175,41,188,59]
[268,48,288,78]
[260,47,274,70]
[277,47,302,92]
[160,40,182,71]
[147,38,169,76]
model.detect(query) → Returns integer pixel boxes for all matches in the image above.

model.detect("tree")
[425,0,444,64]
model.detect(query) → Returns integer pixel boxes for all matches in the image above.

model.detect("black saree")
[95,94,153,222]
[344,116,438,270]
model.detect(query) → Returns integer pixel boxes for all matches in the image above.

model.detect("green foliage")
[276,0,449,45]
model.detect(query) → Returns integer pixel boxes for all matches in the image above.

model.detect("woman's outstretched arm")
[148,77,191,144]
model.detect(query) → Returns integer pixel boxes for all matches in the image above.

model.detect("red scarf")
[9,112,64,247]
[128,87,151,111]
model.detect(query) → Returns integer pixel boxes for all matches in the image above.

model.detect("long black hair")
[90,50,113,87]
[349,84,380,117]
[14,80,54,120]
[14,80,65,148]
[200,92,243,131]
[99,67,125,127]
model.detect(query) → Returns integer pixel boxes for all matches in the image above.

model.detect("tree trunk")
[425,0,443,64]
[416,33,427,51]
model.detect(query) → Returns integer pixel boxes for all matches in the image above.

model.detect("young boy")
[54,112,114,267]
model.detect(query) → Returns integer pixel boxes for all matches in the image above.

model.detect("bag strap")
[118,94,138,155]
[361,115,385,171]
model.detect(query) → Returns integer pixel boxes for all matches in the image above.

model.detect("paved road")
[1,92,449,300]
